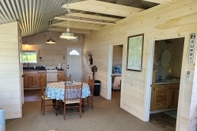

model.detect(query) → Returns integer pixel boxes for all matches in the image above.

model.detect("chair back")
[65,74,71,81]
[88,76,95,95]
[39,73,45,96]
[64,83,82,101]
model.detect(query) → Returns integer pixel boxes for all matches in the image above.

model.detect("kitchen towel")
[0,108,5,131]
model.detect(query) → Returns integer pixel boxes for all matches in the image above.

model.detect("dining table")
[45,81,91,100]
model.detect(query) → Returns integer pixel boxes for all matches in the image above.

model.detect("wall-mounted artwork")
[126,34,144,72]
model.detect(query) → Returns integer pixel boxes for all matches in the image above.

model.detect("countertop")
[111,74,122,76]
[156,79,180,84]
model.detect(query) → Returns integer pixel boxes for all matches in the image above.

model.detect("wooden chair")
[87,76,94,109]
[61,83,83,120]
[40,73,54,115]
[65,74,71,81]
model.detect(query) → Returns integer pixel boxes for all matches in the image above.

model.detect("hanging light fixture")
[46,21,56,44]
[60,1,76,40]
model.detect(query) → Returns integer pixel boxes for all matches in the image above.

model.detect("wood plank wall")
[83,0,197,130]
[22,32,84,74]
[0,22,22,119]
[113,45,123,66]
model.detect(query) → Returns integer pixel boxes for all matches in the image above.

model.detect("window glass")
[22,51,37,63]
[69,50,79,55]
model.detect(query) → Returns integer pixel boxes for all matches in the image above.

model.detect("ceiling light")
[46,37,56,44]
[60,1,76,40]
[60,28,76,40]
[46,21,56,44]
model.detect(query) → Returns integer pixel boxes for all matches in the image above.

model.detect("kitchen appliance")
[57,63,62,69]
[46,66,58,83]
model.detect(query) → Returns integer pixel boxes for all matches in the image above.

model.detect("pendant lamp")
[46,21,56,44]
[60,1,76,40]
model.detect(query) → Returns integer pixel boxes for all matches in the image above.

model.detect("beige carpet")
[6,91,162,131]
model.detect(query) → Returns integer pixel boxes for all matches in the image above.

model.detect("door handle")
[67,65,69,69]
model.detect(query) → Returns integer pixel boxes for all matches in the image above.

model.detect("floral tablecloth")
[45,81,91,100]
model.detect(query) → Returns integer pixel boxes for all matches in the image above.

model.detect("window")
[21,51,37,63]
[69,50,79,56]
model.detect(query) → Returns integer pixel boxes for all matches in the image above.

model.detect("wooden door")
[150,43,158,111]
[23,73,28,88]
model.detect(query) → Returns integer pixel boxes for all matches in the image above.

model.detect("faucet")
[27,62,29,68]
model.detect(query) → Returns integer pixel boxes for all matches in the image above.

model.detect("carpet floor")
[6,91,162,131]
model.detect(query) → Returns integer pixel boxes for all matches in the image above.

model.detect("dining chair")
[59,83,83,120]
[65,74,71,81]
[87,76,95,109]
[40,73,54,115]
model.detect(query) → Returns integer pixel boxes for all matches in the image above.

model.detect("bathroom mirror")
[161,49,171,69]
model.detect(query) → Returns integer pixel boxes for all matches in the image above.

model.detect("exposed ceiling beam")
[54,15,116,25]
[51,21,103,30]
[69,13,121,22]
[50,27,92,34]
[143,0,177,4]
[62,1,143,17]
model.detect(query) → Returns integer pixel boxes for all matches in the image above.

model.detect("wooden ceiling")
[0,0,176,37]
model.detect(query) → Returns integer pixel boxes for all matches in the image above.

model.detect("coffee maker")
[57,63,62,69]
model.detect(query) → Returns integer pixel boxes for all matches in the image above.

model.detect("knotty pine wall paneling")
[83,0,197,130]
[113,45,123,66]
[0,22,22,119]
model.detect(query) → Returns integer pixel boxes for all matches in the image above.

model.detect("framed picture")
[126,34,144,71]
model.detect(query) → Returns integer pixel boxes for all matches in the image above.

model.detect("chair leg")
[91,97,94,110]
[79,103,82,118]
[64,103,66,120]
[43,100,45,115]
[41,98,43,112]
[87,97,89,106]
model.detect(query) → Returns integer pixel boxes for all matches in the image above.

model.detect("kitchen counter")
[23,66,46,70]
[156,79,180,84]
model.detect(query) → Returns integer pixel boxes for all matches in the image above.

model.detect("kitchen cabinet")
[57,70,64,82]
[26,71,38,88]
[151,83,179,111]
[23,70,46,89]
[38,71,46,87]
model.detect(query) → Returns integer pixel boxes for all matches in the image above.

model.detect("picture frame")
[126,34,144,72]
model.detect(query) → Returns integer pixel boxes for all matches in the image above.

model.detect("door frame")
[144,37,185,121]
[107,44,123,100]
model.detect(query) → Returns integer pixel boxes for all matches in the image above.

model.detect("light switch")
[187,71,190,80]
[128,73,130,77]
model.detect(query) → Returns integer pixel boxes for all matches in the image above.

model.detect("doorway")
[66,48,82,82]
[149,38,184,130]
[108,45,123,103]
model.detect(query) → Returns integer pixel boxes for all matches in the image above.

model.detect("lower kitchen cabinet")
[38,71,46,87]
[57,70,64,82]
[151,83,179,111]
[23,70,46,89]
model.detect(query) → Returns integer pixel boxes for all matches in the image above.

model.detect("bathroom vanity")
[151,80,179,111]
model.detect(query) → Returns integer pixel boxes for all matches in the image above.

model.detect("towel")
[113,76,121,90]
